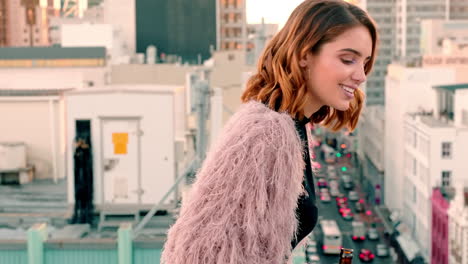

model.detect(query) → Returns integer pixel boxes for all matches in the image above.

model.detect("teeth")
[341,85,354,93]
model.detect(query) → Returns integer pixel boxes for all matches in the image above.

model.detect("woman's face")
[300,25,373,113]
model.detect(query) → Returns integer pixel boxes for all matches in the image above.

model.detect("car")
[355,200,365,213]
[311,161,322,170]
[351,221,366,242]
[337,201,348,209]
[339,206,351,214]
[320,192,331,203]
[336,195,347,203]
[367,227,379,240]
[341,174,352,182]
[305,253,320,264]
[328,180,339,189]
[317,178,328,188]
[376,244,389,257]
[327,166,336,173]
[319,188,329,194]
[348,191,359,201]
[328,170,339,181]
[341,174,354,190]
[341,210,354,220]
[343,180,354,190]
[359,249,375,262]
[330,186,341,197]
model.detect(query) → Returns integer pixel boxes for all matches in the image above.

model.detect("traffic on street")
[291,146,397,264]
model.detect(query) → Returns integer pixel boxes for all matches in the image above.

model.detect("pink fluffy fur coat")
[161,100,307,264]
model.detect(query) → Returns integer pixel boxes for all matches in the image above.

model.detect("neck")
[303,100,323,118]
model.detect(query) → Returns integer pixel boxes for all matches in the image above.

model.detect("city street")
[292,152,397,264]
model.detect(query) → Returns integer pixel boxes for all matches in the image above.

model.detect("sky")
[246,0,357,28]
[246,0,304,28]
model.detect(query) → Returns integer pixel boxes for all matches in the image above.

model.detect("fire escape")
[0,0,7,46]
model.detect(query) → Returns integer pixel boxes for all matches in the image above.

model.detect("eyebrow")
[339,48,371,61]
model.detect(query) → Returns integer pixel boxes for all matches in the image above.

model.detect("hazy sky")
[246,0,304,28]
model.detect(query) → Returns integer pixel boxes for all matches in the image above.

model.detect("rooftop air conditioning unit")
[0,142,26,170]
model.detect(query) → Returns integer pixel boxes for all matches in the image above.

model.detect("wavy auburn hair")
[241,0,378,131]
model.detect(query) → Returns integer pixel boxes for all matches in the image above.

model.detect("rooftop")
[407,112,452,128]
[419,115,452,128]
[0,88,73,96]
[433,83,468,92]
[0,47,106,60]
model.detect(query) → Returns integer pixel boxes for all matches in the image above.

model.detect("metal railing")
[132,159,196,239]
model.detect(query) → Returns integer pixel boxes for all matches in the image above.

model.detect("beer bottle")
[338,248,353,264]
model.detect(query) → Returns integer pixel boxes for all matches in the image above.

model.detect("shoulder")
[209,100,301,154]
[227,100,297,136]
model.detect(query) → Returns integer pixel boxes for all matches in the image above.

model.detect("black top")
[291,116,319,249]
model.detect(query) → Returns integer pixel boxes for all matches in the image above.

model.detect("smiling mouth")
[340,84,355,93]
[340,84,355,98]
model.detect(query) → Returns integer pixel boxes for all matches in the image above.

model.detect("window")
[442,171,451,187]
[442,142,452,159]
[413,158,417,176]
[413,132,417,148]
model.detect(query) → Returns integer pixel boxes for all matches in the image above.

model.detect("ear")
[299,58,308,68]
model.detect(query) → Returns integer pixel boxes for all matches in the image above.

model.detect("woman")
[161,0,378,263]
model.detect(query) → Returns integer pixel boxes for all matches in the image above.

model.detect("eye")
[341,59,355,65]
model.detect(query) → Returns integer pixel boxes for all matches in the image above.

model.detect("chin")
[332,102,351,112]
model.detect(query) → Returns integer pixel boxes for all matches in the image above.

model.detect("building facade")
[360,0,468,105]
[395,0,468,62]
[358,105,385,205]
[431,188,451,264]
[448,187,468,264]
[1,0,59,47]
[389,77,468,261]
[136,0,216,64]
[361,0,396,105]
[384,63,455,212]
[420,20,468,56]
[217,0,247,51]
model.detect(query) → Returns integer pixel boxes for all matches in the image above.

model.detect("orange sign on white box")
[112,133,128,155]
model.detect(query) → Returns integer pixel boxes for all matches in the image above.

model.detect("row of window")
[221,27,243,38]
[405,127,452,159]
[221,41,242,50]
[407,5,445,12]
[222,13,243,24]
[220,0,243,9]
[367,7,392,13]
[405,149,452,187]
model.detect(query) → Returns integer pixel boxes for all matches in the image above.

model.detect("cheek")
[315,65,341,90]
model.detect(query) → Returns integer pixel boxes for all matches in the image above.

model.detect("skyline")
[246,0,303,27]
[246,0,357,27]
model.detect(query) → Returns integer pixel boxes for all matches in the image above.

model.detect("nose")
[352,66,367,85]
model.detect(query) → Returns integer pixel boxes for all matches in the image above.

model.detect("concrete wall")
[0,67,108,90]
[0,97,66,180]
[110,64,197,86]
